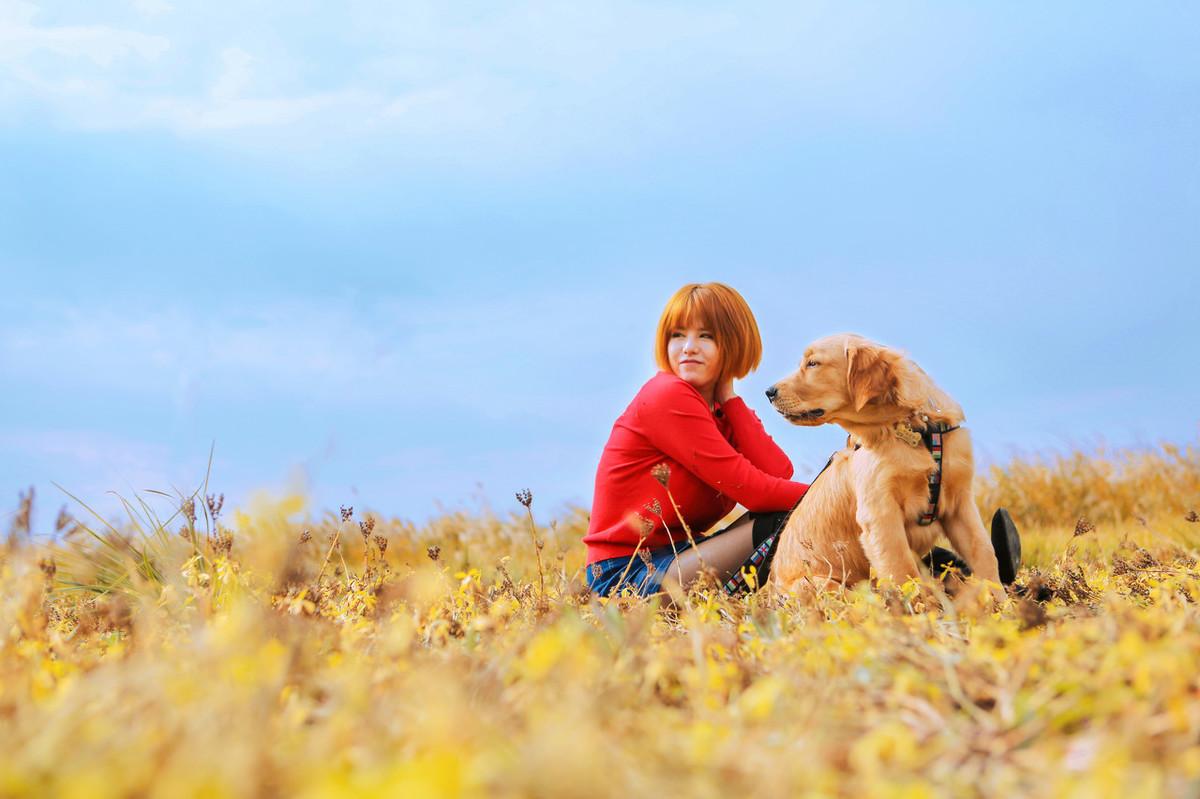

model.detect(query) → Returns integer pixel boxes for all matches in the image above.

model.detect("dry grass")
[1,441,1199,798]
[975,441,1200,529]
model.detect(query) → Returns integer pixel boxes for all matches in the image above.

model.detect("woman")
[583,282,1021,598]
[584,282,808,597]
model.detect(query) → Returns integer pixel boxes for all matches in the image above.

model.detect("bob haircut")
[654,283,763,385]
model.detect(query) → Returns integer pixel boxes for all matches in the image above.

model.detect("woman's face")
[667,321,721,394]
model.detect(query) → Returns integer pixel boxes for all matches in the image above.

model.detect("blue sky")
[3,2,1197,534]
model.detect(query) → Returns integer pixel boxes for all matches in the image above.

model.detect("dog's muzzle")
[767,385,825,422]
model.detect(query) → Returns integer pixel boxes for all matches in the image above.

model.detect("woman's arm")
[713,379,794,478]
[634,377,807,512]
[718,397,795,479]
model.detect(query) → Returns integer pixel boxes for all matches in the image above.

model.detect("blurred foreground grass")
[2,441,1199,798]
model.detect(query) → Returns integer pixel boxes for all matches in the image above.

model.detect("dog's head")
[766,334,961,427]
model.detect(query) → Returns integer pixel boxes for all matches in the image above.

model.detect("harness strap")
[917,421,959,526]
[720,447,843,595]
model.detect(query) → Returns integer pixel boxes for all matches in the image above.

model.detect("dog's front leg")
[855,492,919,585]
[941,502,1003,588]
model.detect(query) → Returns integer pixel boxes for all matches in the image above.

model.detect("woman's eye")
[806,360,820,368]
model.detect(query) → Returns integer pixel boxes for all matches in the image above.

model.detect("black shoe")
[991,508,1021,586]
[923,546,971,579]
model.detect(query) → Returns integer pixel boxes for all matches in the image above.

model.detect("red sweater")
[584,371,809,563]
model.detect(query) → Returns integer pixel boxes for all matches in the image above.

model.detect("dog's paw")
[952,580,1008,616]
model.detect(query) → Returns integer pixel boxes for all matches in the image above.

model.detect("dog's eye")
[806,360,820,369]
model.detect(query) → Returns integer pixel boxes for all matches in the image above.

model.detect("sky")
[2,1,1198,535]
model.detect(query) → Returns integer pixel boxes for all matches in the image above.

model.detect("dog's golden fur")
[767,334,1002,598]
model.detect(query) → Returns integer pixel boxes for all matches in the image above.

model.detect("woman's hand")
[714,378,737,406]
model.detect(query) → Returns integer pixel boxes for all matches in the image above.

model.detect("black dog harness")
[823,418,961,526]
[916,421,959,526]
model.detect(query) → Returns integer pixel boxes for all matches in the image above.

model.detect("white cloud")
[0,2,169,66]
[143,87,378,133]
[209,46,251,102]
[3,428,168,474]
[130,0,173,18]
[0,7,375,134]
[0,2,974,163]
[0,288,643,422]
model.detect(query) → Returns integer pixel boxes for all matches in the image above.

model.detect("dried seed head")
[515,489,533,508]
[637,549,653,566]
[340,505,354,523]
[626,512,655,538]
[299,529,312,543]
[11,487,33,537]
[650,463,671,487]
[1186,510,1199,523]
[206,493,224,520]
[374,535,388,554]
[590,563,603,580]
[427,545,441,562]
[55,505,73,532]
[359,516,375,541]
[39,556,56,580]
[1132,546,1157,569]
[1073,517,1095,537]
[180,498,196,525]
[643,499,663,517]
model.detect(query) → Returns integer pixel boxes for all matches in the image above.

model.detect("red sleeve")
[633,377,808,512]
[718,396,795,479]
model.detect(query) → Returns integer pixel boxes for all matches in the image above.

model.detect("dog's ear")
[846,341,899,412]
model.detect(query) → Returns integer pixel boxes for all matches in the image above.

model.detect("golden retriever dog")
[765,334,1003,600]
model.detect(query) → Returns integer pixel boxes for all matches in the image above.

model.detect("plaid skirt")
[585,509,791,597]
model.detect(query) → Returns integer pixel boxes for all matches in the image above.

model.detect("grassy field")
[2,442,1199,798]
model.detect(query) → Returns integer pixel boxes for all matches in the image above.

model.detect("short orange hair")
[654,283,763,384]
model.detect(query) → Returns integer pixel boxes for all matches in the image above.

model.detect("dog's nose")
[765,385,778,401]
